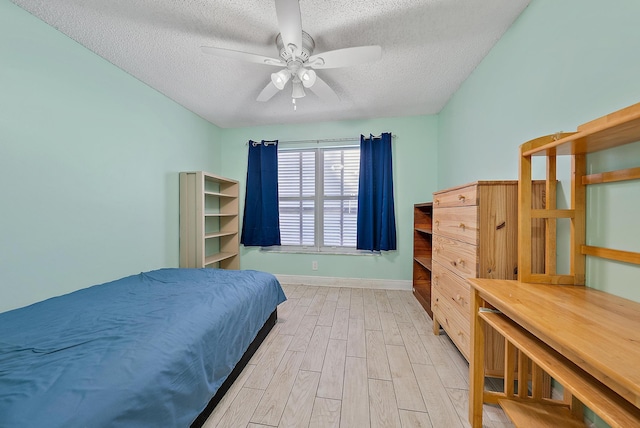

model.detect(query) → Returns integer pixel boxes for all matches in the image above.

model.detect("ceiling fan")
[201,0,382,105]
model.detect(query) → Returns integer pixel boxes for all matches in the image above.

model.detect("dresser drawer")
[432,261,471,322]
[432,287,470,359]
[433,234,478,278]
[433,206,478,245]
[433,184,478,208]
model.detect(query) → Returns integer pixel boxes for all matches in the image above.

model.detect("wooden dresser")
[431,181,543,376]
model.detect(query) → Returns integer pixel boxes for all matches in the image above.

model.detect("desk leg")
[469,288,485,428]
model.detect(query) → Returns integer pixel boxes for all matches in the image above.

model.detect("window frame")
[263,143,370,255]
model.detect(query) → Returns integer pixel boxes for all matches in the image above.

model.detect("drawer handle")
[458,194,466,201]
[457,330,464,336]
[456,258,465,266]
[458,223,466,230]
[435,220,440,227]
[455,294,462,301]
[435,199,440,205]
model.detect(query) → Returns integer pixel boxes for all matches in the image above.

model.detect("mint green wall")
[438,0,640,309]
[0,1,221,313]
[438,3,640,425]
[220,116,437,281]
[4,0,638,327]
[439,0,640,187]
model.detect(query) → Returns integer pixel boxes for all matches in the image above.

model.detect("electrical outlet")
[312,261,318,270]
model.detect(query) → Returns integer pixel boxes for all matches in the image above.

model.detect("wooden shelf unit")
[179,171,239,269]
[469,102,640,428]
[518,102,640,284]
[413,203,433,317]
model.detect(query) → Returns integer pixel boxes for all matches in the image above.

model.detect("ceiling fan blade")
[307,75,339,102]
[275,0,303,57]
[201,46,284,66]
[308,45,382,69]
[257,81,281,102]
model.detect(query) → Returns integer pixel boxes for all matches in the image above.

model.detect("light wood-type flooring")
[203,285,513,428]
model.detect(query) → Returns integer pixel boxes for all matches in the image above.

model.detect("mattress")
[0,268,286,427]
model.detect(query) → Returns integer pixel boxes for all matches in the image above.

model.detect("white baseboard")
[274,274,412,291]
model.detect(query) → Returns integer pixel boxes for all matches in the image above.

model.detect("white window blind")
[277,146,360,250]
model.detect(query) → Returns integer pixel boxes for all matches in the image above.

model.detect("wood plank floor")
[203,285,514,428]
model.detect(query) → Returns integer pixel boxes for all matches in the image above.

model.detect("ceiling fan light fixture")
[201,2,380,105]
[287,43,298,60]
[291,79,306,98]
[271,70,291,90]
[298,68,317,88]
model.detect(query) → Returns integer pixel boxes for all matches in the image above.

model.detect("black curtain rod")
[248,134,396,146]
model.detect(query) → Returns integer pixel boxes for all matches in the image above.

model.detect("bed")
[0,268,286,427]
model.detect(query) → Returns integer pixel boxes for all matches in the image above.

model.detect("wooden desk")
[468,278,640,428]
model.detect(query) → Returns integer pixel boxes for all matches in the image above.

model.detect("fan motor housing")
[276,31,315,63]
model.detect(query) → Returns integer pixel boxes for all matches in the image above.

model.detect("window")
[277,145,360,252]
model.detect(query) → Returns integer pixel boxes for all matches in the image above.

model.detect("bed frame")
[191,309,278,427]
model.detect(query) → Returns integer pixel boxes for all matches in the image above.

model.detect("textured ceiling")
[12,0,530,128]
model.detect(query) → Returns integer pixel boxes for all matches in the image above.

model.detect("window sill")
[260,246,381,256]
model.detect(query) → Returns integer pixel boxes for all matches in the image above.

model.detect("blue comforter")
[0,268,286,427]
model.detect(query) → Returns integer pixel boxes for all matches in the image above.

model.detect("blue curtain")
[240,140,281,247]
[357,133,397,251]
